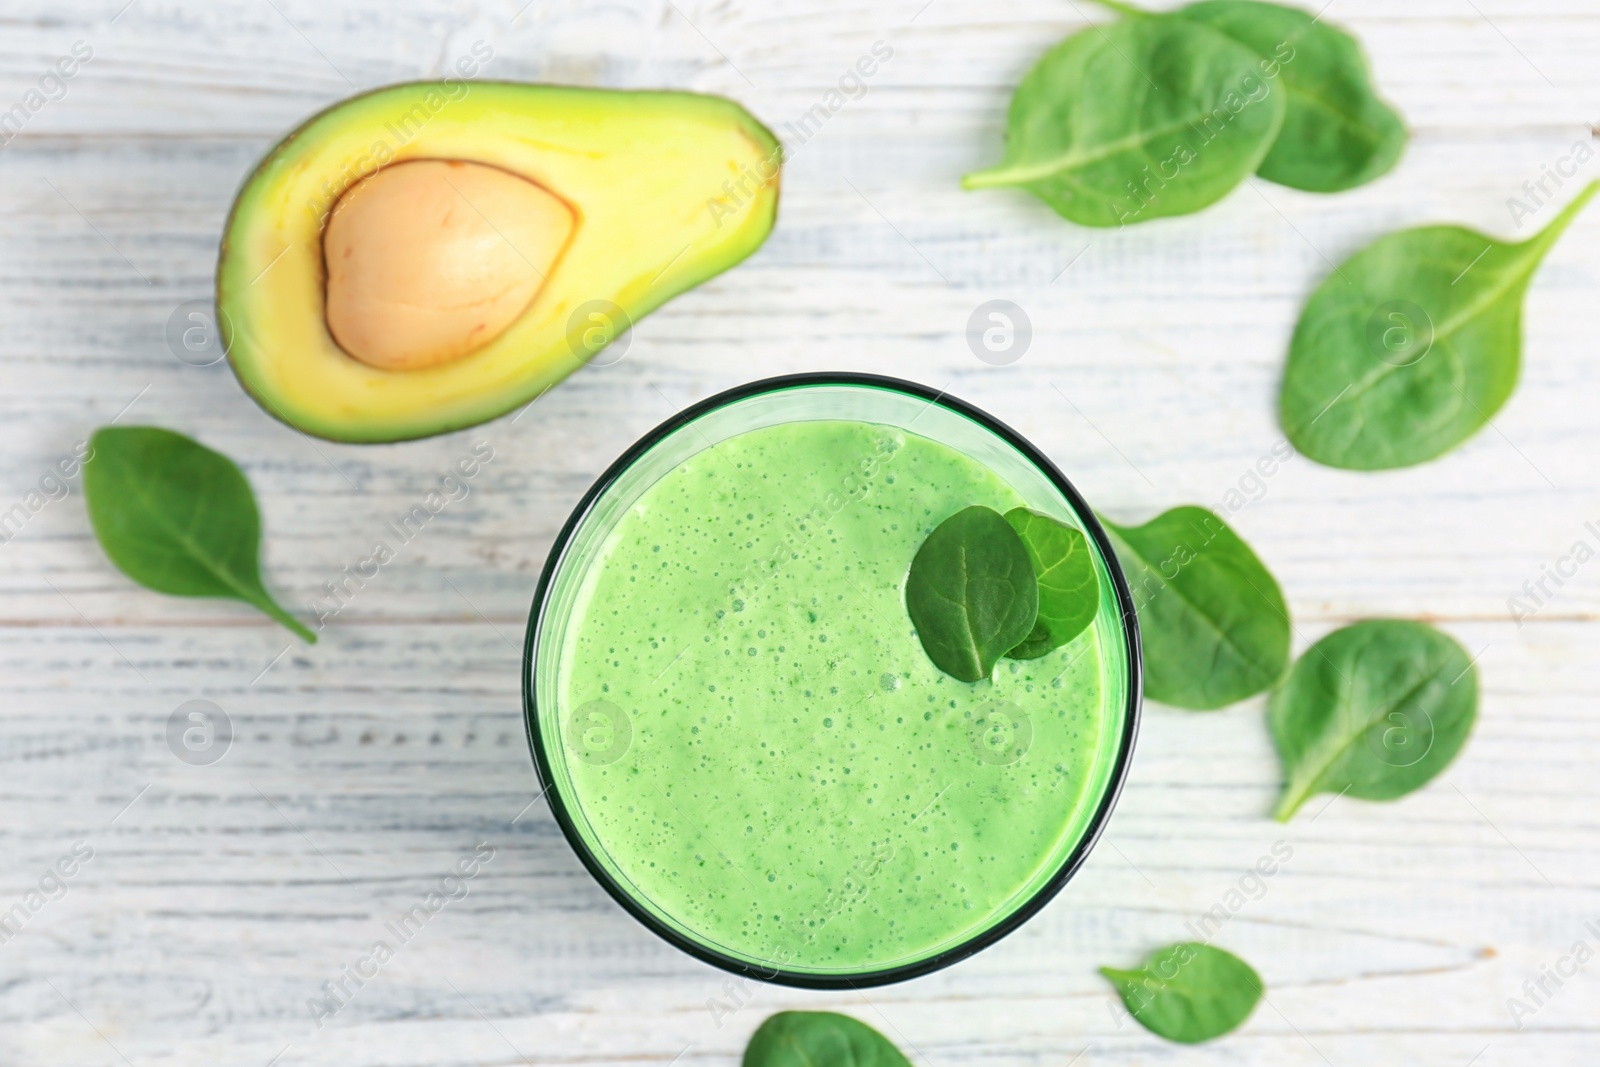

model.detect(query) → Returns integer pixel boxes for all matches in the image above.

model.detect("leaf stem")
[961,167,1020,190]
[963,160,1081,189]
[1525,178,1600,256]
[1272,783,1309,822]
[256,596,318,644]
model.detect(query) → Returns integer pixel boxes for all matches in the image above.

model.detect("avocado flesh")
[217,82,781,443]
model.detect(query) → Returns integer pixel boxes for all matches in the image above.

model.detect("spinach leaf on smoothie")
[744,1012,911,1067]
[1271,619,1478,820]
[905,505,1037,682]
[1100,942,1263,1043]
[1003,507,1100,659]
[1102,506,1288,710]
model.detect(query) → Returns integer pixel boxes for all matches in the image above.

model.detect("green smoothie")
[549,418,1122,974]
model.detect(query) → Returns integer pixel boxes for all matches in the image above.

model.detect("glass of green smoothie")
[523,373,1140,987]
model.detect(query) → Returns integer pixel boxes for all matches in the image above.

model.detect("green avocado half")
[217,82,781,443]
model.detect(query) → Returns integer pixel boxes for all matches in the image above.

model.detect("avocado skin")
[218,81,781,444]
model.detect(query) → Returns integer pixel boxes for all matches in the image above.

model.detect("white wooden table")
[3,1,1598,1063]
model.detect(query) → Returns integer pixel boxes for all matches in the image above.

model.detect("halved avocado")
[217,82,780,443]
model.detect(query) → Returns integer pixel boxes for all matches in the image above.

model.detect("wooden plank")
[0,1,1595,137]
[1,621,1595,1064]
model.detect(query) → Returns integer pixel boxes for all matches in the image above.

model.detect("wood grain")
[2,0,1598,1064]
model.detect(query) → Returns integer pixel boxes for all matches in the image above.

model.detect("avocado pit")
[323,158,574,371]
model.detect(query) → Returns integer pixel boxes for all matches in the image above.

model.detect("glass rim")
[521,371,1144,989]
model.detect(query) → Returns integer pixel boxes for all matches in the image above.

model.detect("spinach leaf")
[1270,619,1477,820]
[1003,507,1100,659]
[962,13,1286,227]
[1100,942,1262,1044]
[1103,506,1288,710]
[1281,180,1597,470]
[905,505,1037,682]
[744,1012,911,1067]
[1179,0,1406,192]
[84,426,315,642]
